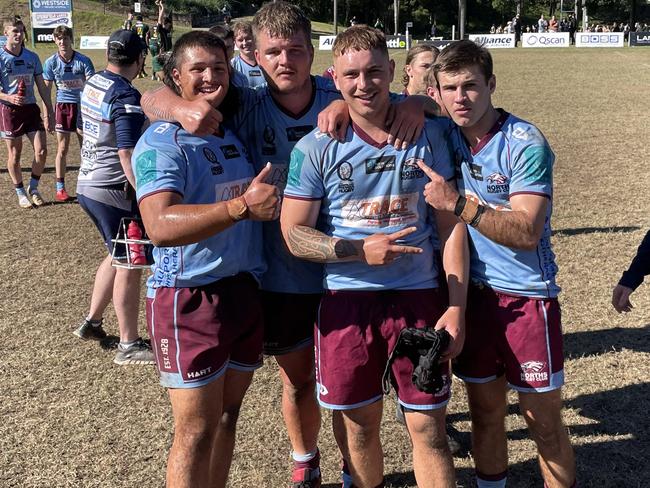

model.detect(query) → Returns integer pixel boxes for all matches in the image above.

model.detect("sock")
[292,449,319,470]
[118,339,138,350]
[56,178,65,191]
[15,183,26,196]
[476,470,507,488]
[85,317,103,327]
[29,173,41,192]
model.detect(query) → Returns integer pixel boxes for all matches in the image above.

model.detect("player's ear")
[488,74,496,94]
[388,58,395,83]
[172,67,182,91]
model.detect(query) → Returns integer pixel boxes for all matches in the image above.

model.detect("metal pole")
[334,0,338,35]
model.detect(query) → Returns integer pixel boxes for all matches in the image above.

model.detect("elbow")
[519,233,542,251]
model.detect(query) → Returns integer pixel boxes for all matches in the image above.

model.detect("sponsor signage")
[80,35,110,49]
[468,33,515,49]
[318,35,336,50]
[386,35,409,49]
[575,32,624,47]
[29,0,73,43]
[630,32,650,46]
[522,32,569,48]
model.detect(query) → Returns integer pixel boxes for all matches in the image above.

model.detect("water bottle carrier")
[111,217,153,270]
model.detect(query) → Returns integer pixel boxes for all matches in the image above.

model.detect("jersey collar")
[469,108,509,156]
[351,121,388,149]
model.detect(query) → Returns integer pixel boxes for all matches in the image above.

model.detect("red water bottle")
[17,79,26,97]
[127,221,147,265]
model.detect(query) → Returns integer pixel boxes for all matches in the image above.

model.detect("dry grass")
[1,46,649,487]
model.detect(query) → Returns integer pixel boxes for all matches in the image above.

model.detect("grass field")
[1,41,649,487]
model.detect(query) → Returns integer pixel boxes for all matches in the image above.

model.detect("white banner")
[31,11,72,28]
[318,35,336,50]
[468,34,515,49]
[575,32,624,48]
[522,32,569,48]
[80,36,110,50]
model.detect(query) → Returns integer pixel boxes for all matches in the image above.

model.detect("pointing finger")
[416,160,439,181]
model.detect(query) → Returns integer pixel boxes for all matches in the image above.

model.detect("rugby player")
[0,17,54,208]
[133,31,280,487]
[73,29,154,366]
[43,25,95,202]
[230,20,266,88]
[402,43,439,96]
[140,5,427,485]
[280,25,468,488]
[420,40,576,488]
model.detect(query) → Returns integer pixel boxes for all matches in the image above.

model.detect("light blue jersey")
[450,110,560,298]
[0,46,43,105]
[133,121,266,293]
[230,76,342,293]
[43,51,95,103]
[284,118,454,291]
[230,55,266,88]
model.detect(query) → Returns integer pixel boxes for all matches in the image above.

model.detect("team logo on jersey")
[512,127,529,141]
[288,149,305,188]
[365,155,396,174]
[520,361,548,382]
[135,149,157,188]
[337,161,354,193]
[220,144,241,160]
[401,158,425,180]
[153,122,172,134]
[340,192,419,228]
[64,66,73,73]
[286,125,313,142]
[203,147,224,175]
[262,125,276,155]
[486,172,509,194]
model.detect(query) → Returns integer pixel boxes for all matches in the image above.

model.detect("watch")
[227,196,249,222]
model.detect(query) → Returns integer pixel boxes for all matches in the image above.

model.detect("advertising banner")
[629,32,650,46]
[468,34,515,49]
[318,35,336,50]
[29,0,73,43]
[522,32,570,48]
[80,36,110,50]
[575,32,624,47]
[385,35,409,49]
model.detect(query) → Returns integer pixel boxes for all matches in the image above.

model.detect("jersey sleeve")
[133,124,187,202]
[509,129,554,198]
[112,90,145,149]
[84,56,96,79]
[284,132,328,200]
[42,56,55,81]
[424,118,455,181]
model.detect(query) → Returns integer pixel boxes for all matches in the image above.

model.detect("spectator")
[155,0,173,53]
[538,14,548,33]
[490,24,496,34]
[513,14,522,45]
[548,15,558,32]
[132,14,150,78]
[122,10,134,31]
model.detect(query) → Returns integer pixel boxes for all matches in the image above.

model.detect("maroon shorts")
[0,103,44,139]
[146,273,264,389]
[261,291,321,355]
[316,288,451,410]
[453,284,564,392]
[55,102,81,132]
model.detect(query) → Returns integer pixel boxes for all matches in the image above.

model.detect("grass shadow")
[552,225,640,237]
[564,325,650,358]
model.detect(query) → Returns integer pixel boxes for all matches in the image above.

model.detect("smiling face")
[333,47,394,124]
[254,28,313,94]
[172,45,229,105]
[436,64,496,131]
[234,31,254,58]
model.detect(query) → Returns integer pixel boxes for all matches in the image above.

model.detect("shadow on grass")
[552,225,640,237]
[564,325,650,358]
[0,165,81,174]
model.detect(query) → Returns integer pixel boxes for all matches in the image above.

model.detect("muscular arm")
[118,148,137,188]
[139,191,236,247]
[141,85,179,121]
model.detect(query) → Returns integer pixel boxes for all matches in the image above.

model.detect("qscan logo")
[525,35,566,46]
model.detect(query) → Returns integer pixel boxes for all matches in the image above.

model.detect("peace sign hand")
[362,226,423,265]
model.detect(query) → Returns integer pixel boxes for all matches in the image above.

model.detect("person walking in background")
[43,25,95,201]
[612,230,650,313]
[0,17,54,208]
[74,29,154,366]
[132,15,150,78]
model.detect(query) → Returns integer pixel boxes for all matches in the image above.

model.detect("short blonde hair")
[332,25,387,58]
[253,1,311,42]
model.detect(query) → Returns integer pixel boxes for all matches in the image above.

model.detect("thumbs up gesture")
[243,162,281,221]
[416,160,458,212]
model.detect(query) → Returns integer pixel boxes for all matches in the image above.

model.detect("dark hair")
[433,40,493,85]
[163,31,239,121]
[136,15,144,21]
[52,25,73,40]
[402,43,440,87]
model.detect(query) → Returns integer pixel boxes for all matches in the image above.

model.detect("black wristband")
[453,195,467,217]
[469,204,485,227]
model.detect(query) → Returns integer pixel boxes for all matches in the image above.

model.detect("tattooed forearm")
[287,225,360,263]
[142,87,175,122]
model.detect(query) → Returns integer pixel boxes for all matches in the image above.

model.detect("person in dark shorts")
[43,25,95,201]
[74,29,154,366]
[281,25,468,488]
[133,31,280,486]
[422,40,576,488]
[132,15,150,78]
[0,17,54,208]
